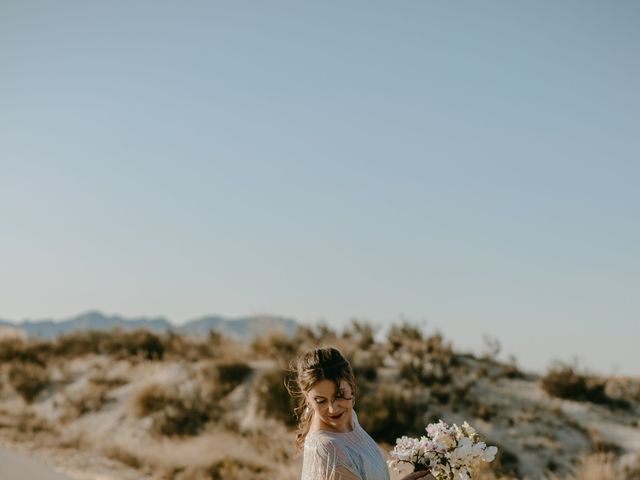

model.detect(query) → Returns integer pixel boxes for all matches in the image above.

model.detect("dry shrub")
[604,377,640,405]
[254,367,296,426]
[204,458,270,480]
[110,330,166,360]
[13,410,57,437]
[472,402,495,421]
[251,331,299,365]
[8,362,50,402]
[58,431,87,450]
[69,385,109,416]
[341,320,376,350]
[356,383,427,444]
[104,445,144,470]
[62,371,127,420]
[622,455,640,480]
[0,329,248,365]
[136,383,213,436]
[547,453,616,480]
[52,331,112,357]
[64,384,111,420]
[135,361,252,436]
[0,330,167,363]
[484,440,521,479]
[588,429,624,456]
[241,425,294,463]
[89,372,128,388]
[351,350,380,382]
[475,461,519,480]
[387,323,455,388]
[55,329,166,360]
[136,384,171,416]
[0,339,51,365]
[541,364,630,409]
[251,322,348,366]
[169,458,271,480]
[164,331,242,361]
[211,362,252,396]
[500,356,525,380]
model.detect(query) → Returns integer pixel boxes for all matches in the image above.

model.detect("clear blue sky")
[2,1,639,375]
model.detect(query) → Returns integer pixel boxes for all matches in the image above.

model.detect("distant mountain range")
[0,310,298,341]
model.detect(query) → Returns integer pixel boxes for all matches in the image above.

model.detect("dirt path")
[0,447,74,480]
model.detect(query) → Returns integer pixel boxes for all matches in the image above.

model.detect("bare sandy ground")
[0,447,74,480]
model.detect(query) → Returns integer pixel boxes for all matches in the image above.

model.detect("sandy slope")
[0,447,73,480]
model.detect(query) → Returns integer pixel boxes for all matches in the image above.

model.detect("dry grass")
[545,453,616,480]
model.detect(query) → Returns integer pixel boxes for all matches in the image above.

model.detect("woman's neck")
[309,415,354,434]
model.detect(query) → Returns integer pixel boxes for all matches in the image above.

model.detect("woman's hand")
[399,471,435,480]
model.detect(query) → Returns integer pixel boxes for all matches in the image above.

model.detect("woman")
[290,347,431,480]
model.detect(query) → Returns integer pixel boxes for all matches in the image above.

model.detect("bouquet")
[388,420,498,480]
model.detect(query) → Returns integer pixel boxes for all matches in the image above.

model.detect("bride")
[290,347,432,480]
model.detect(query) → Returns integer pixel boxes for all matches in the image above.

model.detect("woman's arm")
[335,465,361,480]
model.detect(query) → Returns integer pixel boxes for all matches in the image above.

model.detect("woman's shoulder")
[304,430,359,472]
[305,429,340,446]
[304,429,355,456]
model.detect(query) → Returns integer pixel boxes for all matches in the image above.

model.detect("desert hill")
[0,322,638,480]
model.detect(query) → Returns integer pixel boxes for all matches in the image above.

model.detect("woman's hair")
[288,347,356,451]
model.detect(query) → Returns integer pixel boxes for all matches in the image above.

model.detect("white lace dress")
[301,411,390,480]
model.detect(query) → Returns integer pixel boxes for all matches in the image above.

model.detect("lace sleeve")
[334,465,361,480]
[301,435,361,480]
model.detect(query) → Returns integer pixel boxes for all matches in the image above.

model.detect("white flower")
[462,421,476,436]
[426,420,449,438]
[390,419,499,478]
[482,446,498,462]
[456,470,471,480]
[451,437,473,461]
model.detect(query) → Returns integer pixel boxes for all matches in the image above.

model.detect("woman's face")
[306,378,354,433]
